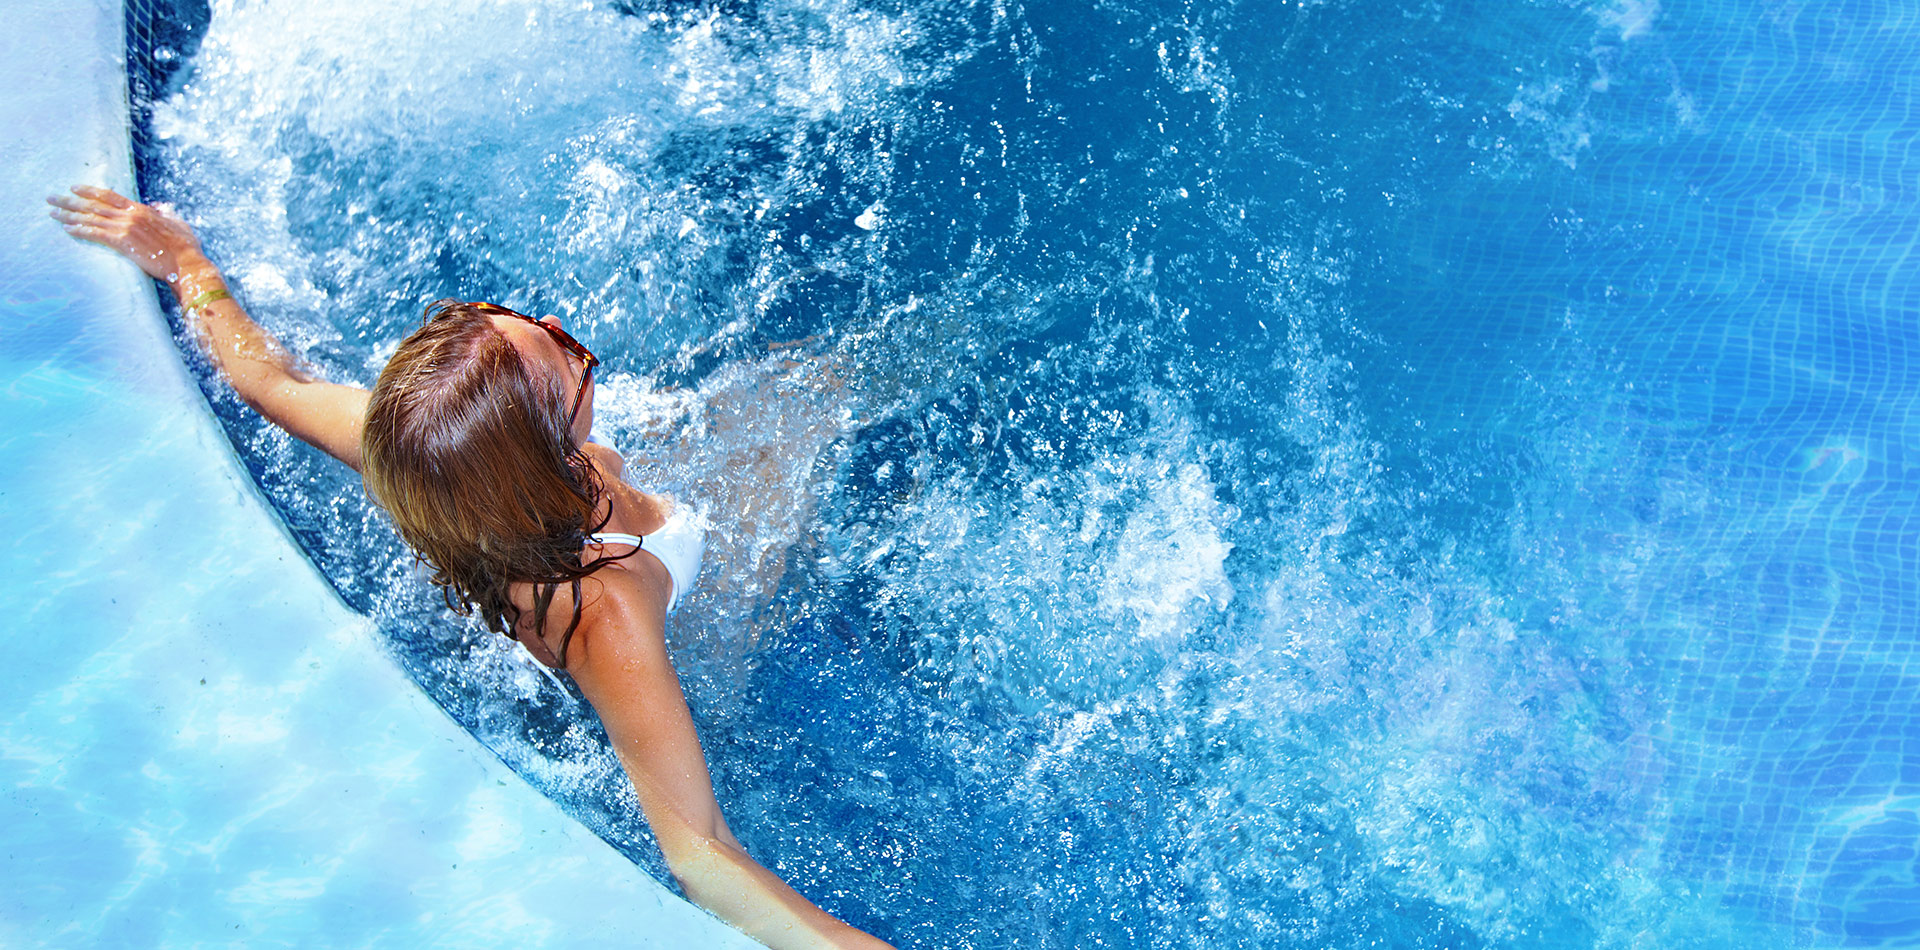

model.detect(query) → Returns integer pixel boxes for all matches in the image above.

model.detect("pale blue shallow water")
[75,0,1920,947]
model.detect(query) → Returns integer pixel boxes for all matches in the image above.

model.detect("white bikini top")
[519,435,708,679]
[585,502,707,614]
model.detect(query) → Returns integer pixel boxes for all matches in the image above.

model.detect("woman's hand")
[49,183,372,469]
[47,185,209,282]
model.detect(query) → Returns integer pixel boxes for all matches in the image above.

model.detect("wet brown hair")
[361,299,629,667]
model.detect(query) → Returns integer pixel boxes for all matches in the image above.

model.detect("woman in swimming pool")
[50,184,890,950]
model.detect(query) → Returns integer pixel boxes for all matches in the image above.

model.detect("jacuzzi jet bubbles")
[141,0,1877,945]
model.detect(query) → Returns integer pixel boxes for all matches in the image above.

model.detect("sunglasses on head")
[459,302,600,427]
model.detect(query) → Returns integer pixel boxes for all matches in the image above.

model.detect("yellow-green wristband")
[184,286,232,313]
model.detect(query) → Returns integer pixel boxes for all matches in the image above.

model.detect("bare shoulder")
[579,441,674,534]
[509,544,671,670]
[548,557,670,669]
[580,439,626,475]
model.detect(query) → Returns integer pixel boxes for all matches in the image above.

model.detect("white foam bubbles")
[1097,455,1235,643]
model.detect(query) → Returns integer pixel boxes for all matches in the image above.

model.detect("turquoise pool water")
[105,0,1920,946]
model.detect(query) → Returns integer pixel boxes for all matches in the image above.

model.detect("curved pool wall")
[117,0,1920,947]
[0,1,753,946]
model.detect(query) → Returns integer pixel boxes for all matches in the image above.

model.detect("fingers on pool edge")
[70,184,134,208]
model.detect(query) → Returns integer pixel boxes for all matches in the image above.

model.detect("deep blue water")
[131,0,1919,946]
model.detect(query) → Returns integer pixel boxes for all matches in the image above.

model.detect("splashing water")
[136,0,1918,946]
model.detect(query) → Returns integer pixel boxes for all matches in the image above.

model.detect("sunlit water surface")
[134,0,1920,946]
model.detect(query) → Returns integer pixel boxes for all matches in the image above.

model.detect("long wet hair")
[361,299,630,667]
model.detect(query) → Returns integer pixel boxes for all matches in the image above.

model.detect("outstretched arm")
[49,185,369,469]
[566,576,892,950]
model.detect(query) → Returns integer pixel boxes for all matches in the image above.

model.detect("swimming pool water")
[126,0,1919,946]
